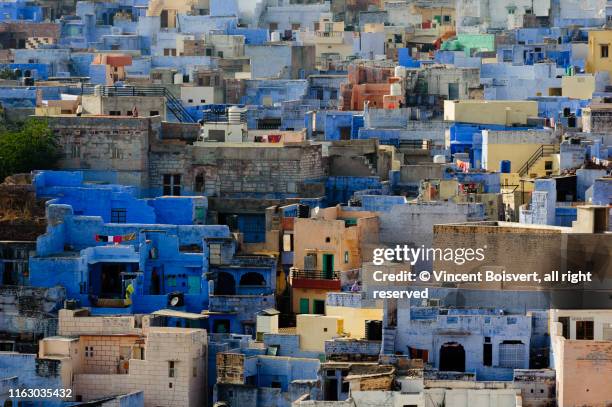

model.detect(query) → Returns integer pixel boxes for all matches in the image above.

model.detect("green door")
[322,254,334,278]
[299,298,309,314]
[187,275,200,294]
[195,206,206,224]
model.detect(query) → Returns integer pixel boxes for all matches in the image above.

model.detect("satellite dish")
[170,296,180,306]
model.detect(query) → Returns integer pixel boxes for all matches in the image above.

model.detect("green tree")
[0,118,60,181]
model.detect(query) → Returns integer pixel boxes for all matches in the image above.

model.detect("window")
[111,208,127,223]
[283,234,293,252]
[192,359,198,377]
[601,45,609,58]
[313,299,325,314]
[499,341,525,369]
[0,342,14,352]
[344,251,349,263]
[188,99,193,103]
[163,174,181,196]
[576,320,594,340]
[269,22,278,30]
[195,173,205,192]
[483,342,492,366]
[291,23,300,30]
[85,346,94,357]
[71,143,80,158]
[150,111,160,116]
[200,99,206,103]
[109,110,121,116]
[168,361,175,377]
[111,146,122,159]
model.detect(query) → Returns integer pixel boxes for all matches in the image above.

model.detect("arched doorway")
[439,342,465,372]
[216,272,236,295]
[239,272,266,286]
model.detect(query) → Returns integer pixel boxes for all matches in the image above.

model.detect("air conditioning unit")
[167,291,184,307]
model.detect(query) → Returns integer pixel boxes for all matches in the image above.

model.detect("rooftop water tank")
[174,73,183,84]
[394,65,406,78]
[270,31,281,42]
[500,160,511,173]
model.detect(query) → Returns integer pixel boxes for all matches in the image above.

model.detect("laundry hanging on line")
[94,232,137,243]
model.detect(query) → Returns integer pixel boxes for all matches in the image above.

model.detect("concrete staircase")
[361,156,377,176]
[518,144,559,177]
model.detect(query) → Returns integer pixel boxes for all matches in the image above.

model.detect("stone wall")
[58,309,144,337]
[0,286,64,352]
[325,339,381,361]
[48,116,159,190]
[149,142,324,197]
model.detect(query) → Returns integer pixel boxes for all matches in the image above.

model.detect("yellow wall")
[586,30,612,83]
[296,314,344,352]
[485,144,559,177]
[483,130,559,178]
[444,100,538,125]
[562,75,596,99]
[325,306,382,339]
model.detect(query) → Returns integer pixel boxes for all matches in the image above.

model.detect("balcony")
[290,268,341,290]
[313,30,345,44]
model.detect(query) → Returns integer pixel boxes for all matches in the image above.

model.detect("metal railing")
[81,85,196,123]
[291,269,340,280]
[517,144,559,176]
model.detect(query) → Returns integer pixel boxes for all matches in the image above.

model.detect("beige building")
[38,309,208,407]
[481,129,560,178]
[444,100,539,126]
[561,75,596,99]
[147,0,209,28]
[585,30,612,83]
[299,15,355,69]
[325,293,383,339]
[296,314,344,352]
[550,309,612,407]
[81,88,167,119]
[291,205,379,314]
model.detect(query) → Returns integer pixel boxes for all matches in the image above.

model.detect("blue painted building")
[449,123,537,168]
[0,0,42,22]
[28,171,276,319]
